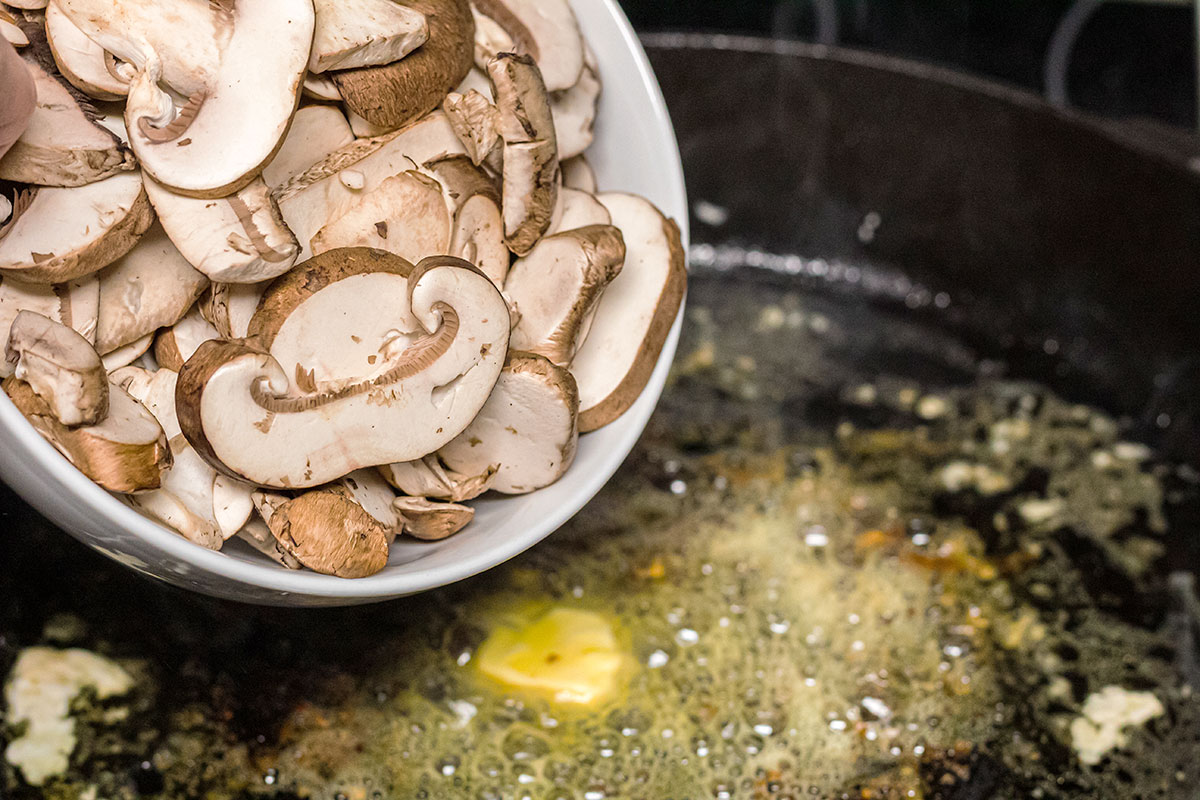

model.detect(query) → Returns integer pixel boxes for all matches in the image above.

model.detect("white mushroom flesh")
[0,276,98,376]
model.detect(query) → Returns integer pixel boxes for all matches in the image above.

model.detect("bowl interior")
[0,0,688,606]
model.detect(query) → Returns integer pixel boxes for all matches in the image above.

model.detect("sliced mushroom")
[95,223,208,354]
[303,73,342,102]
[3,373,169,492]
[276,110,465,261]
[343,106,393,139]
[62,0,314,197]
[153,306,217,372]
[472,0,583,92]
[261,105,355,189]
[426,155,507,287]
[6,0,48,10]
[505,225,624,367]
[571,193,687,432]
[177,250,510,488]
[310,0,428,73]
[561,154,596,194]
[200,282,262,339]
[6,310,107,425]
[0,171,154,284]
[0,275,98,375]
[333,469,401,539]
[487,52,558,256]
[253,489,390,578]
[235,518,302,569]
[44,1,128,101]
[547,187,610,235]
[333,0,475,133]
[393,495,473,540]
[143,175,299,283]
[1,7,28,47]
[551,58,599,161]
[443,88,500,167]
[115,365,251,547]
[381,453,496,502]
[0,53,134,186]
[310,170,451,264]
[99,331,152,371]
[440,351,576,494]
[212,473,254,539]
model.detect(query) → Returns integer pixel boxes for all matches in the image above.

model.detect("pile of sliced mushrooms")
[0,0,686,577]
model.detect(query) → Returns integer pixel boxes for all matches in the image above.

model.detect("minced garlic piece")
[1070,685,1163,766]
[3,647,134,786]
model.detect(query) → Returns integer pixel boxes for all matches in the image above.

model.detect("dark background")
[621,0,1197,128]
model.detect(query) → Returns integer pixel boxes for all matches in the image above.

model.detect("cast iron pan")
[0,33,1198,800]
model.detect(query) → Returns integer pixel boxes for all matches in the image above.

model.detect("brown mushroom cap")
[333,0,475,132]
[6,310,108,426]
[254,489,390,578]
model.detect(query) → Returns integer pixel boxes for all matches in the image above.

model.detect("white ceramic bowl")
[0,0,688,606]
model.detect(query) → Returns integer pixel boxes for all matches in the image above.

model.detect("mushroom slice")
[381,453,496,502]
[153,306,217,372]
[440,351,576,494]
[333,0,474,133]
[6,310,107,425]
[561,155,596,194]
[253,489,390,578]
[303,73,342,102]
[277,111,465,261]
[44,2,127,101]
[110,0,314,198]
[95,223,208,354]
[0,275,98,376]
[344,107,393,139]
[99,331,152,371]
[426,155,507,287]
[236,518,302,569]
[505,225,624,367]
[201,282,262,339]
[310,170,451,265]
[547,188,611,235]
[0,54,134,186]
[144,176,299,284]
[551,59,599,161]
[572,194,687,432]
[212,474,254,539]
[1,7,28,46]
[7,0,48,10]
[262,105,355,189]
[333,469,401,540]
[0,172,153,284]
[310,0,428,73]
[487,53,558,256]
[113,365,242,548]
[472,0,583,92]
[393,496,473,541]
[443,89,500,167]
[177,250,510,488]
[3,374,169,492]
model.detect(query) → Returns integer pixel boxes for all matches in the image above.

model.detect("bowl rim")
[0,0,689,603]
